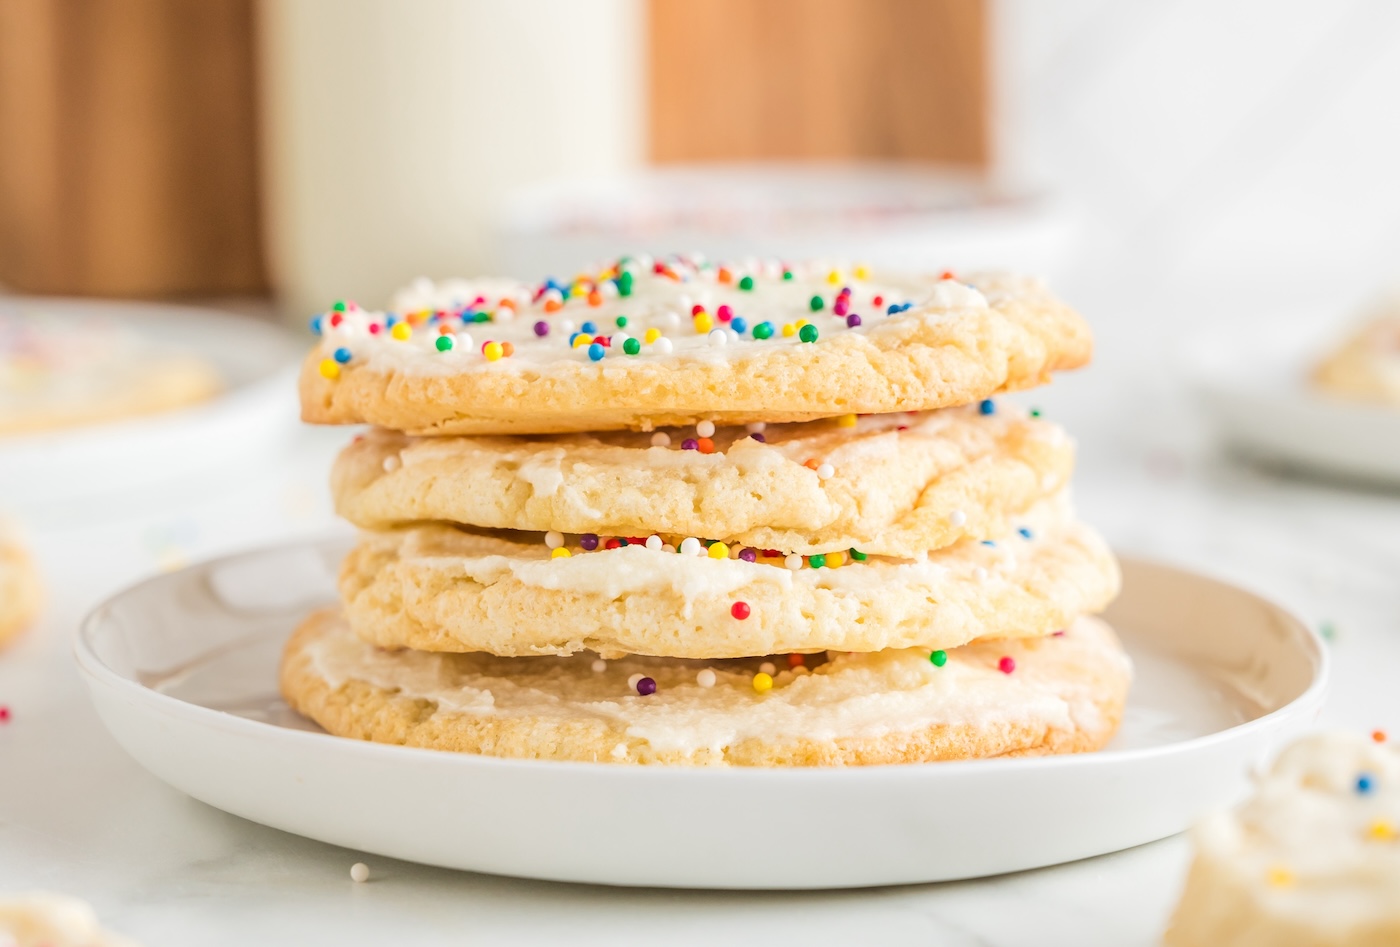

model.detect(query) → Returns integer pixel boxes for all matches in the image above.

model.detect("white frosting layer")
[1175,732,1400,943]
[306,615,1124,757]
[312,255,996,376]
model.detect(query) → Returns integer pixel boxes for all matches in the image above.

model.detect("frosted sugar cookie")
[299,255,1092,435]
[1166,731,1400,946]
[0,529,40,648]
[0,309,221,436]
[338,494,1118,659]
[0,892,140,947]
[333,402,1072,558]
[281,610,1130,766]
[1312,310,1400,405]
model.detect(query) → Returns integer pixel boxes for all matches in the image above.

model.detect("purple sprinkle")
[580,533,599,550]
[636,677,657,696]
[749,432,766,442]
[681,438,699,450]
[846,314,862,328]
[739,547,758,562]
[533,321,549,337]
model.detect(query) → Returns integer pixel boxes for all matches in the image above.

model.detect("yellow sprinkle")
[752,672,773,693]
[483,341,504,361]
[835,414,858,428]
[795,319,809,328]
[1368,819,1397,841]
[644,327,662,344]
[390,322,412,341]
[826,270,841,285]
[854,265,869,280]
[826,551,846,569]
[1266,866,1294,887]
[782,323,797,337]
[318,358,340,379]
[551,547,572,559]
[572,333,593,348]
[693,312,714,334]
[707,542,729,560]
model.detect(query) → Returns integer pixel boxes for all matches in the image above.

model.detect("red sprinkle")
[691,304,706,316]
[787,653,805,668]
[731,601,751,620]
[0,706,10,723]
[604,538,622,550]
[998,656,1016,674]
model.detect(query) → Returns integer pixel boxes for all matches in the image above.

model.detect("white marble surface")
[3,278,1399,946]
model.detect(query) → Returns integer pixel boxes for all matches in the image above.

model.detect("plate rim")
[74,538,1331,782]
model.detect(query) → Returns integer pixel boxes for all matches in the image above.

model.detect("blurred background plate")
[77,542,1325,889]
[0,297,303,513]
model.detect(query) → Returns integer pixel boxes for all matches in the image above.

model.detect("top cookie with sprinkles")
[299,254,1092,436]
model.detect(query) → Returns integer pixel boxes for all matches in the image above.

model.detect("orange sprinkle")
[804,459,821,470]
[696,437,715,454]
[588,290,603,307]
[438,324,453,335]
[1375,730,1389,744]
[717,267,733,285]
[544,299,563,313]
[787,654,805,668]
[501,341,515,357]
[498,298,517,311]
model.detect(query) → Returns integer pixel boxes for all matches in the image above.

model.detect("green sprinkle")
[331,300,347,313]
[808,295,824,312]
[615,315,628,328]
[622,337,641,356]
[616,271,635,297]
[849,548,867,561]
[474,311,490,323]
[738,275,755,291]
[808,553,826,569]
[799,324,819,343]
[435,335,453,352]
[1030,408,1042,418]
[1320,621,1337,641]
[930,650,948,667]
[753,321,774,340]
[782,271,794,280]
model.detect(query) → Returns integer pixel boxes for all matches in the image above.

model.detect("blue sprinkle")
[979,399,996,415]
[731,316,748,334]
[981,540,996,547]
[587,342,606,361]
[545,278,562,290]
[309,315,323,335]
[384,315,398,328]
[569,332,581,346]
[333,347,353,364]
[1018,527,1033,540]
[1358,773,1375,794]
[886,303,899,315]
[581,321,598,334]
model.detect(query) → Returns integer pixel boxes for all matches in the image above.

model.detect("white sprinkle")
[645,535,663,551]
[542,288,563,304]
[949,510,967,527]
[636,253,654,270]
[652,337,673,354]
[746,422,766,433]
[759,661,777,676]
[651,432,671,447]
[591,659,607,673]
[350,863,369,883]
[544,530,564,549]
[696,420,716,438]
[613,331,631,347]
[382,455,401,473]
[816,463,835,480]
[601,281,619,298]
[785,554,803,570]
[611,743,629,760]
[559,319,576,333]
[974,567,989,581]
[493,307,514,323]
[661,311,682,329]
[696,668,717,688]
[455,332,473,351]
[680,537,702,557]
[662,543,676,553]
[708,329,727,346]
[627,673,645,691]
[676,296,693,312]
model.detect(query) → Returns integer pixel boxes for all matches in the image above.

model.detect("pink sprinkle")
[998,657,1016,674]
[0,706,10,723]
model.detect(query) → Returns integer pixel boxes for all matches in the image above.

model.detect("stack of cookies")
[281,255,1130,766]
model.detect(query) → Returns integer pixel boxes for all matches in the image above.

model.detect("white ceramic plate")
[0,297,304,509]
[1192,329,1400,485]
[77,540,1326,890]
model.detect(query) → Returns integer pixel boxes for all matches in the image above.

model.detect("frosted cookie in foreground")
[334,402,1073,559]
[340,494,1118,659]
[1165,731,1400,946]
[0,309,221,436]
[299,255,1092,435]
[0,527,41,648]
[1312,309,1400,406]
[281,610,1130,766]
[0,892,140,947]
